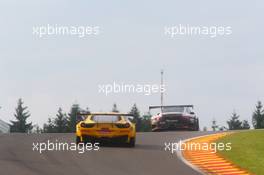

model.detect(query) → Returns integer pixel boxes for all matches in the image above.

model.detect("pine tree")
[227,112,242,130]
[67,104,80,132]
[140,114,151,132]
[129,104,141,131]
[43,118,55,133]
[54,108,68,133]
[112,103,119,113]
[10,98,32,133]
[241,120,250,129]
[252,101,264,129]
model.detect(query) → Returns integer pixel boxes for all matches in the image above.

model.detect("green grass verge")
[217,130,264,175]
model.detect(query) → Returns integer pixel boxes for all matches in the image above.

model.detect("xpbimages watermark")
[32,140,100,154]
[32,24,100,38]
[164,24,232,38]
[164,140,231,154]
[98,82,166,96]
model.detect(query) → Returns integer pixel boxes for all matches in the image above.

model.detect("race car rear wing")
[149,105,194,110]
[76,112,135,123]
[77,112,135,116]
[149,105,194,113]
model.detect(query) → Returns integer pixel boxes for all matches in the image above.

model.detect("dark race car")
[150,105,199,131]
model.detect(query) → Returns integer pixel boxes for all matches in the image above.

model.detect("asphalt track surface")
[0,131,215,175]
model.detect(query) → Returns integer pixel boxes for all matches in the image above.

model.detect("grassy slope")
[217,130,264,175]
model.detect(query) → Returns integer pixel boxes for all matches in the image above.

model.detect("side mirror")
[190,112,195,115]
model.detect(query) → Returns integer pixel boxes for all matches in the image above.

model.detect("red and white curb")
[176,133,251,175]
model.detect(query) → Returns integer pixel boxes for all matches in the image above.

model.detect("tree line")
[210,101,264,131]
[8,99,151,133]
[7,98,264,133]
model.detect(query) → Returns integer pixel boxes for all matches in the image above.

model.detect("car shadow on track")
[134,144,163,151]
[97,142,163,151]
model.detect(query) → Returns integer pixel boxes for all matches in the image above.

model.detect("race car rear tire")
[76,136,81,145]
[128,137,135,147]
[196,119,200,131]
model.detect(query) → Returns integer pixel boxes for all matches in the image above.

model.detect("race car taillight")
[155,116,162,121]
[80,123,95,128]
[115,123,130,128]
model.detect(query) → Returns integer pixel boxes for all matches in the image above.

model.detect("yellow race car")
[76,112,136,147]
